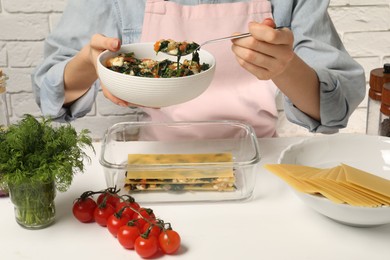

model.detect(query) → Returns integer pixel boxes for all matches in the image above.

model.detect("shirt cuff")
[283,68,348,134]
[40,60,98,122]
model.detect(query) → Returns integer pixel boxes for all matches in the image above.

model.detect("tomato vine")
[72,187,181,258]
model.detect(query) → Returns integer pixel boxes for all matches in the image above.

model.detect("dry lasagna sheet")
[264,163,390,207]
[124,153,236,192]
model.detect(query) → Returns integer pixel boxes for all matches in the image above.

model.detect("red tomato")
[72,197,97,223]
[94,203,116,227]
[134,208,156,229]
[142,223,162,238]
[116,201,140,219]
[107,213,131,237]
[158,229,181,254]
[117,224,141,249]
[97,192,120,208]
[135,235,159,258]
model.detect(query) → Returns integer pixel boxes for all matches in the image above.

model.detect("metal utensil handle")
[195,27,286,51]
[198,27,285,49]
[199,32,252,48]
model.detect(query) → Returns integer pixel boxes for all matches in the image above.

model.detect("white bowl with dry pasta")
[276,133,390,227]
[97,42,216,107]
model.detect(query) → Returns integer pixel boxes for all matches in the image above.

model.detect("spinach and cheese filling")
[124,182,236,192]
[124,153,236,192]
[154,39,200,56]
[105,51,209,78]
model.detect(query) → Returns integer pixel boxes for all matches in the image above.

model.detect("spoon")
[191,32,251,53]
[162,27,285,57]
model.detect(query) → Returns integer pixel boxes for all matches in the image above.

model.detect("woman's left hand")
[231,19,295,80]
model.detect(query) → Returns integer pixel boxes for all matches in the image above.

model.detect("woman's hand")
[232,18,321,121]
[64,34,134,107]
[88,34,132,107]
[231,19,295,80]
[88,34,121,70]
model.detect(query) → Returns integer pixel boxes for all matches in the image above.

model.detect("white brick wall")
[1,0,390,139]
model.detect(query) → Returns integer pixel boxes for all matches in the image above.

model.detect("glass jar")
[366,63,390,135]
[8,181,56,229]
[0,69,10,128]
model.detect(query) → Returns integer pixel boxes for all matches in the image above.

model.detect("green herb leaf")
[0,114,94,192]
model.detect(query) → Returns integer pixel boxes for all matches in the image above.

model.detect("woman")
[32,0,365,137]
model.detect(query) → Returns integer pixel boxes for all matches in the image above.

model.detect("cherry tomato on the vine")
[117,223,141,249]
[142,223,162,238]
[107,213,131,237]
[158,229,181,254]
[134,208,156,229]
[135,235,159,258]
[72,188,181,257]
[97,192,120,208]
[116,201,140,219]
[72,197,97,223]
[94,203,116,227]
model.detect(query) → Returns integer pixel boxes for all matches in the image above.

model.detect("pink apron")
[140,0,278,137]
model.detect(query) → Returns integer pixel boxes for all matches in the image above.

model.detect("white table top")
[1,136,390,260]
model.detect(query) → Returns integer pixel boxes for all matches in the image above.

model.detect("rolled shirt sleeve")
[31,0,121,122]
[272,0,366,133]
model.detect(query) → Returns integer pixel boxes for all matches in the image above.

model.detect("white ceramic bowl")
[97,42,216,107]
[278,133,390,227]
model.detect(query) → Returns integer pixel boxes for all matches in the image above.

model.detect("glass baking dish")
[99,120,260,203]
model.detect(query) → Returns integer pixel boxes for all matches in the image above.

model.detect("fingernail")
[111,39,120,49]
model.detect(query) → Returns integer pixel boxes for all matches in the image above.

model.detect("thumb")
[262,18,276,28]
[109,38,121,52]
[90,34,121,52]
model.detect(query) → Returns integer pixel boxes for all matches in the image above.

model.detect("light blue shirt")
[32,0,366,134]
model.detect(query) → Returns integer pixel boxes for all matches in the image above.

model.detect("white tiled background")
[0,0,389,140]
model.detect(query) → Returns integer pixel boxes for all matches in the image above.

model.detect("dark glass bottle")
[366,63,390,135]
[380,82,390,137]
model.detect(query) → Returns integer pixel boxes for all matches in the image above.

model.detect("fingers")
[232,42,294,79]
[233,47,285,80]
[234,37,293,60]
[90,34,121,52]
[261,18,276,28]
[231,19,294,80]
[91,35,161,109]
[101,84,130,107]
[88,34,121,70]
[248,22,293,45]
[235,55,272,79]
[89,35,122,95]
[101,84,158,108]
